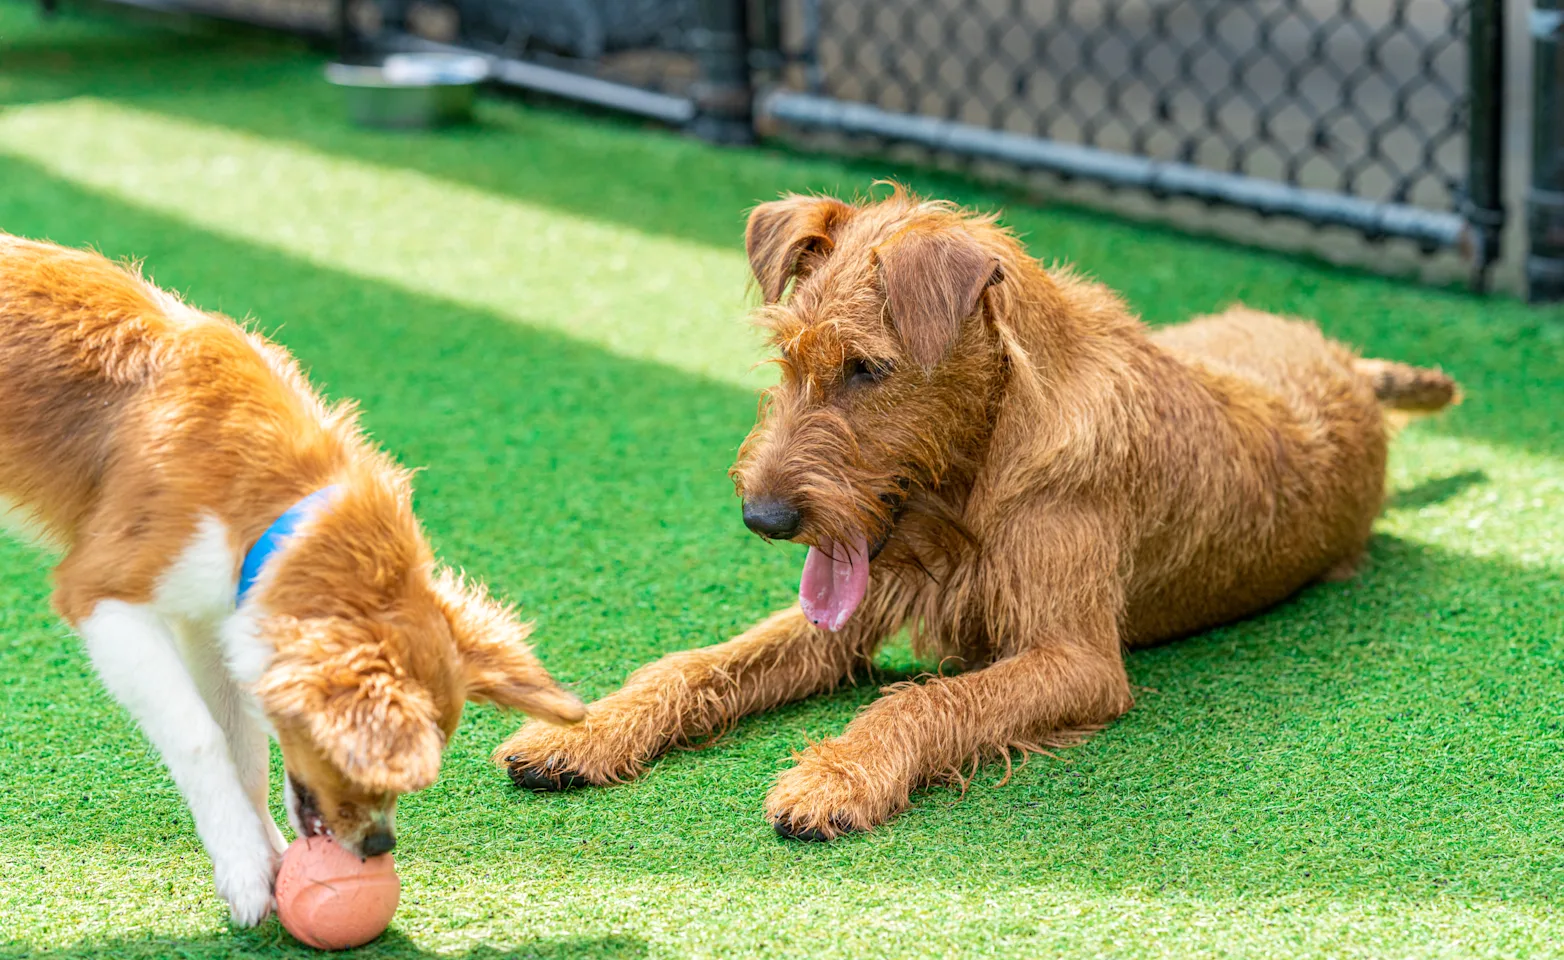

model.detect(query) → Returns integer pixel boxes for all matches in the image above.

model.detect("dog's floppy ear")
[875,227,1003,370]
[254,620,445,794]
[432,569,585,725]
[745,194,855,303]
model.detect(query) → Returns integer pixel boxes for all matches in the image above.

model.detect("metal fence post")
[1530,0,1564,302]
[750,0,785,78]
[1465,0,1505,291]
[689,0,756,144]
[335,0,354,63]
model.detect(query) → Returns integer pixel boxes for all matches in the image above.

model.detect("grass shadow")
[0,931,649,959]
[501,533,1564,907]
[1385,469,1488,511]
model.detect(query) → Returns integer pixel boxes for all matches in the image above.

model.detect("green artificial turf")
[1,4,1563,957]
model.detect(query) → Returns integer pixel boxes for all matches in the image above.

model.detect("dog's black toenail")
[773,819,833,842]
[512,765,587,792]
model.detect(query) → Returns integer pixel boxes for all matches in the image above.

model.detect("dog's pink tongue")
[799,536,870,632]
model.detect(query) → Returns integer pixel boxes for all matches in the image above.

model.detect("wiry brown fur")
[497,188,1459,839]
[0,233,583,872]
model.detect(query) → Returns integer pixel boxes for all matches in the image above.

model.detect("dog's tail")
[1354,358,1462,413]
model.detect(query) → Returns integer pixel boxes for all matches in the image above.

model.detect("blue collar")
[237,486,341,604]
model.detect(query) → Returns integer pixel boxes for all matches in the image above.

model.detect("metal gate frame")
[1531,0,1564,301]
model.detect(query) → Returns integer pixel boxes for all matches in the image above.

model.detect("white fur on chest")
[155,514,241,623]
[154,514,275,686]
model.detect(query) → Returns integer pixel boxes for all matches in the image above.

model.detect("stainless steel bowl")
[325,54,489,130]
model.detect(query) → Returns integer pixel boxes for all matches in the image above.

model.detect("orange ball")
[275,836,400,950]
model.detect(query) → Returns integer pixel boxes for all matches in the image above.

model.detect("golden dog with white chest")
[0,233,583,923]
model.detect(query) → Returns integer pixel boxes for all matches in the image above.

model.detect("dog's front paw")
[213,845,279,927]
[508,756,593,792]
[494,714,650,791]
[765,742,908,841]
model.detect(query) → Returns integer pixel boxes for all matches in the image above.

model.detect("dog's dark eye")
[844,357,894,387]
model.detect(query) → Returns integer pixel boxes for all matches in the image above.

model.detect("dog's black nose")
[361,829,395,857]
[743,497,802,539]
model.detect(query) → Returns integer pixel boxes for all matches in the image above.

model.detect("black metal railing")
[48,0,1546,297]
[1531,0,1564,301]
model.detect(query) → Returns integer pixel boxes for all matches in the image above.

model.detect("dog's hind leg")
[498,607,884,790]
[766,639,1132,840]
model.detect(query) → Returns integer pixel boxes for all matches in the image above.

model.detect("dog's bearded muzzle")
[739,473,909,556]
[733,406,923,630]
[735,467,913,633]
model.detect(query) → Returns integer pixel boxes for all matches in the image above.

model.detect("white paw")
[213,845,279,927]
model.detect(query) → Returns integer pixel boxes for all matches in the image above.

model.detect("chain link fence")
[761,0,1504,286]
[56,0,1524,291]
[794,1,1468,209]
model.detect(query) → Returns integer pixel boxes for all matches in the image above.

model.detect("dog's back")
[1150,307,1362,399]
[1122,306,1456,645]
[0,233,337,578]
[0,234,182,543]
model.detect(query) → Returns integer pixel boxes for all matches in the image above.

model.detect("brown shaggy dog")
[499,188,1458,840]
